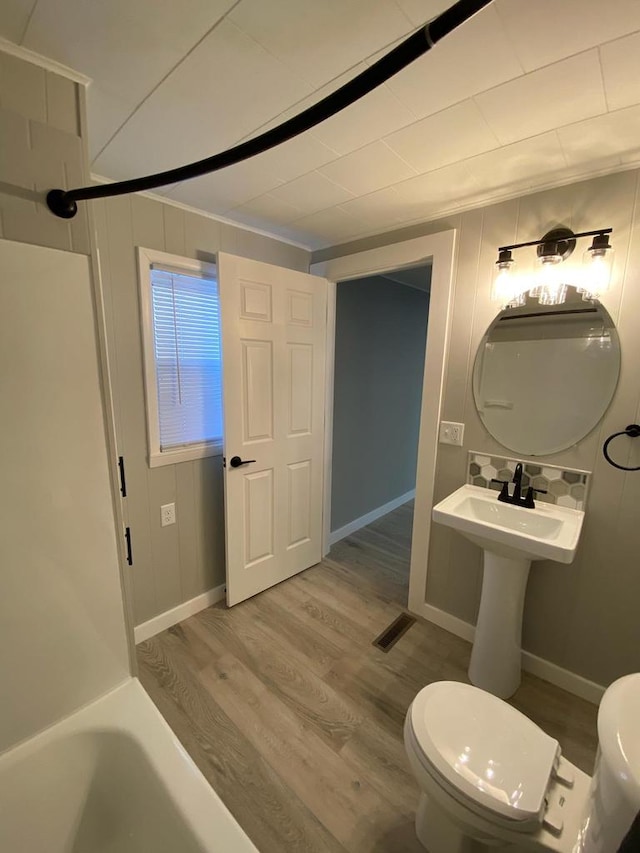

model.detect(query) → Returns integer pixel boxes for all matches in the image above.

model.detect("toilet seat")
[408,682,560,825]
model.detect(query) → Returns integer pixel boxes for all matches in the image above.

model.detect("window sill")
[149,442,223,468]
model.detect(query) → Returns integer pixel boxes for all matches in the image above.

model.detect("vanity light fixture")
[492,227,613,309]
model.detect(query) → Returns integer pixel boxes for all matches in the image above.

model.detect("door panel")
[243,469,274,567]
[287,460,312,549]
[241,340,273,442]
[219,253,327,605]
[287,290,313,325]
[240,280,272,321]
[287,344,313,435]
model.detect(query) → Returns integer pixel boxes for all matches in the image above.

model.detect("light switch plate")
[439,421,465,446]
[161,502,176,527]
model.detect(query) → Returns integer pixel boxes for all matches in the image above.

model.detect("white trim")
[136,246,221,468]
[0,37,91,86]
[138,245,217,278]
[312,231,457,615]
[312,237,439,282]
[420,603,605,705]
[91,173,311,252]
[421,603,475,642]
[149,441,222,468]
[329,489,416,546]
[134,584,226,644]
[521,651,605,706]
[322,281,336,556]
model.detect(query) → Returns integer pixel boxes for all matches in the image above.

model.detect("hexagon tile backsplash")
[467,452,590,511]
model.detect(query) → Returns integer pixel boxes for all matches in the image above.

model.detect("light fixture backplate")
[537,227,576,261]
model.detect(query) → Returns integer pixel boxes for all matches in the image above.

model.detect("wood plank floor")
[137,500,598,852]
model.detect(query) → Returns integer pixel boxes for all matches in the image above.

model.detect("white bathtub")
[0,678,258,852]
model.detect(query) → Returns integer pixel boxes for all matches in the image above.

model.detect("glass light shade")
[581,246,614,300]
[535,255,567,305]
[538,254,562,283]
[491,258,520,308]
[491,261,515,307]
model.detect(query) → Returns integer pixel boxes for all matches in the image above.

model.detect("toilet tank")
[579,673,640,853]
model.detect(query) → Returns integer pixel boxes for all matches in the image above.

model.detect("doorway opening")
[313,230,455,618]
[328,264,432,605]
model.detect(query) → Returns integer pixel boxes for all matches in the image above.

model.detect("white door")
[218,253,328,606]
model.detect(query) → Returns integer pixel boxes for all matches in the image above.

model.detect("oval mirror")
[473,285,621,456]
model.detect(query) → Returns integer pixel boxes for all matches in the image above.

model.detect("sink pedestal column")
[468,551,531,699]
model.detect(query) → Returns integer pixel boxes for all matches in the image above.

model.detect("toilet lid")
[409,682,559,822]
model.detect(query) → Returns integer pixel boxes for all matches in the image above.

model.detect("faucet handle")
[490,478,510,501]
[523,486,547,508]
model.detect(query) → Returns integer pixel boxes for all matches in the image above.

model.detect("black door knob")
[229,455,256,468]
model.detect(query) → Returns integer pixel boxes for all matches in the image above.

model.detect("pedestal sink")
[432,484,584,698]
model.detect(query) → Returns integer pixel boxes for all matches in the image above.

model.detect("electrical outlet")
[439,421,465,446]
[160,502,176,527]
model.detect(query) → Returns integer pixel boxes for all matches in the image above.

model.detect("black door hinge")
[124,526,133,566]
[118,455,127,497]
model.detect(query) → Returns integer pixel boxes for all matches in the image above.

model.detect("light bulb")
[582,236,613,300]
[491,250,518,308]
[536,254,567,305]
[492,264,515,305]
[538,254,562,283]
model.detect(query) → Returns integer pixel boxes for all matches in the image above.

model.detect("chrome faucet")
[491,462,547,509]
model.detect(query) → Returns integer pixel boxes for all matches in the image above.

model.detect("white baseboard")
[134,583,226,645]
[329,489,416,546]
[421,603,475,642]
[520,651,605,705]
[419,603,605,705]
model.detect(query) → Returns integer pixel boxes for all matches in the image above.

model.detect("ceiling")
[3,0,640,249]
[381,266,431,292]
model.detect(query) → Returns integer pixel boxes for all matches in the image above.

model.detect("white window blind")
[150,267,223,451]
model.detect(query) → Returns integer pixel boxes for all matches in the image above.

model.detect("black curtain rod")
[47,0,493,219]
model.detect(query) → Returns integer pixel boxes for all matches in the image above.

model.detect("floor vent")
[373,612,416,653]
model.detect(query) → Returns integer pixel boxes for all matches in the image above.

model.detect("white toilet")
[404,675,640,852]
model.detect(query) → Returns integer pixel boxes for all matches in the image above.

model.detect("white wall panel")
[0,240,129,752]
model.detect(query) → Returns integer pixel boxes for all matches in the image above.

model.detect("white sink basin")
[432,483,586,698]
[432,483,584,563]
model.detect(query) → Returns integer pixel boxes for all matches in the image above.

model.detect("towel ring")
[602,424,640,471]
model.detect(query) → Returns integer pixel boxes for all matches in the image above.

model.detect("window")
[138,248,223,466]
